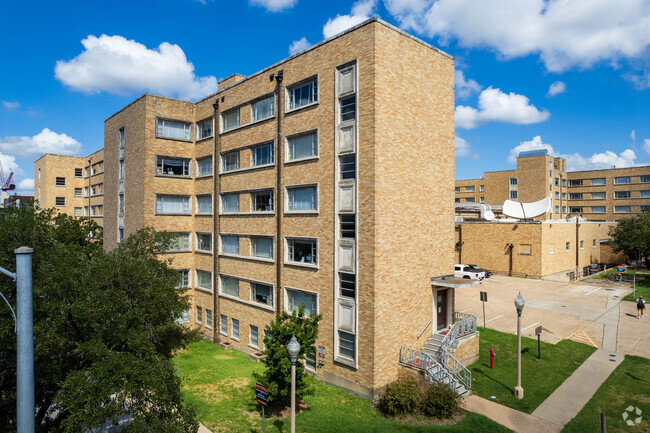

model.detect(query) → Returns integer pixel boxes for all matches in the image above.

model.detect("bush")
[376,380,422,416]
[421,382,462,419]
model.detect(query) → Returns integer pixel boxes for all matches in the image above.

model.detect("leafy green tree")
[608,211,650,266]
[0,208,199,432]
[253,307,321,406]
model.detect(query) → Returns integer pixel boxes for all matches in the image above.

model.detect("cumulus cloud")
[2,101,19,110]
[0,152,20,176]
[644,138,650,154]
[250,0,297,11]
[547,81,566,97]
[384,0,650,76]
[455,87,550,129]
[289,37,311,55]
[323,0,376,39]
[17,178,34,191]
[509,135,639,171]
[55,35,217,101]
[455,136,479,159]
[0,128,81,157]
[455,70,481,99]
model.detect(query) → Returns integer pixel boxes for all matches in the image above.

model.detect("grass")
[178,340,512,433]
[467,328,597,414]
[592,268,650,301]
[562,355,650,433]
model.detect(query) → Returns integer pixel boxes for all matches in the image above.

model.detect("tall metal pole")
[514,292,524,400]
[16,246,34,433]
[290,362,296,433]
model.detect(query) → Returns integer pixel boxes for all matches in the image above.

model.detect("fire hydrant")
[490,348,495,369]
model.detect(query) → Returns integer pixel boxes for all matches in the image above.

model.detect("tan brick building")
[455,149,650,222]
[34,149,105,226]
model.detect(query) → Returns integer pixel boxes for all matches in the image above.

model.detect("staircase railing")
[400,346,457,391]
[440,312,477,354]
[440,347,472,390]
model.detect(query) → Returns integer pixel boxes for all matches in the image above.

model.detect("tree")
[252,307,321,407]
[0,208,199,432]
[608,211,650,267]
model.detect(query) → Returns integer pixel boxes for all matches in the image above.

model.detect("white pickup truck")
[454,264,486,281]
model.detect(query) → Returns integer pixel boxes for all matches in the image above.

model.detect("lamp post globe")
[514,292,525,316]
[287,334,300,433]
[288,334,300,364]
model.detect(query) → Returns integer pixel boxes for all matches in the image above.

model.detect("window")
[251,237,273,259]
[220,315,228,334]
[196,306,203,324]
[480,185,484,192]
[286,288,317,315]
[197,156,213,176]
[91,205,103,216]
[155,195,190,214]
[465,197,475,203]
[593,239,597,248]
[196,195,213,214]
[615,206,631,213]
[580,240,584,249]
[252,142,274,167]
[615,191,631,199]
[288,79,318,110]
[562,179,567,187]
[287,238,317,265]
[84,206,89,216]
[75,168,83,177]
[206,309,212,329]
[592,178,606,185]
[566,242,570,251]
[614,176,630,185]
[252,283,273,306]
[169,232,191,252]
[119,159,125,180]
[340,154,356,180]
[339,96,356,122]
[287,186,317,212]
[569,180,583,187]
[339,273,355,298]
[221,235,239,255]
[119,194,124,215]
[562,206,566,213]
[287,131,318,161]
[221,276,239,297]
[55,197,65,207]
[222,108,240,132]
[569,207,582,213]
[455,198,460,203]
[197,118,213,140]
[232,319,239,339]
[555,178,559,186]
[157,118,191,140]
[118,228,124,243]
[643,206,650,212]
[510,178,518,185]
[591,206,606,213]
[641,190,650,198]
[555,206,560,213]
[340,215,355,239]
[562,193,567,200]
[555,192,560,199]
[465,186,475,193]
[221,193,239,213]
[252,190,273,212]
[252,96,275,122]
[178,310,189,323]
[338,331,355,361]
[74,188,82,197]
[480,197,485,203]
[74,207,82,217]
[454,187,460,193]
[250,325,259,347]
[591,192,606,200]
[510,191,518,199]
[222,151,239,172]
[56,177,66,187]
[306,352,316,371]
[119,127,125,147]
[569,193,583,200]
[196,233,212,253]
[156,156,191,177]
[641,175,650,183]
[196,269,212,292]
[519,244,532,255]
[177,269,190,288]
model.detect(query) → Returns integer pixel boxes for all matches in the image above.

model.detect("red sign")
[256,383,268,406]
[617,265,627,274]
[318,345,325,358]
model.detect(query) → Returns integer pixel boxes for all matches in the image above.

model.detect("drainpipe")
[457,225,463,264]
[87,157,92,219]
[559,173,563,219]
[508,243,514,276]
[575,213,580,280]
[213,99,220,342]
[274,71,284,315]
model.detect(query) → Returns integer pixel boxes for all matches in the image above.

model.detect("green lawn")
[178,340,512,433]
[592,269,649,302]
[563,355,650,433]
[467,329,597,414]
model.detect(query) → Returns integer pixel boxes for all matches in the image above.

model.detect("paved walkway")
[464,395,561,433]
[198,423,213,433]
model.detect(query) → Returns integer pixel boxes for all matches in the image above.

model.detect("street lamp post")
[287,335,300,433]
[514,292,525,399]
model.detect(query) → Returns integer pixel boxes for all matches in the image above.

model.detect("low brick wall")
[453,332,479,366]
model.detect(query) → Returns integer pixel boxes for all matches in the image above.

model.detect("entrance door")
[437,290,448,330]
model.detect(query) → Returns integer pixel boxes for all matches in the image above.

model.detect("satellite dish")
[502,197,551,220]
[484,211,496,221]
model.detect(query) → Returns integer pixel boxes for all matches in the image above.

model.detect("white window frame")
[614,176,630,185]
[286,76,319,112]
[74,188,82,197]
[231,318,240,341]
[195,269,213,293]
[591,178,606,185]
[74,207,82,217]
[168,232,191,253]
[614,191,631,199]
[221,108,240,132]
[196,117,214,141]
[156,117,192,141]
[155,194,191,215]
[220,234,240,256]
[250,325,259,349]
[285,237,318,268]
[465,186,475,193]
[251,236,274,261]
[591,206,606,214]
[286,129,319,163]
[196,156,213,177]
[251,141,275,167]
[195,194,213,215]
[221,151,240,173]
[284,287,319,316]
[55,197,65,207]
[205,309,213,329]
[285,184,319,214]
[218,273,275,312]
[220,315,228,336]
[196,232,213,254]
[591,192,606,200]
[195,306,203,325]
[74,168,83,178]
[177,269,191,288]
[251,189,274,213]
[220,193,240,214]
[251,95,276,123]
[155,155,192,178]
[615,206,631,213]
[251,282,274,307]
[56,177,66,187]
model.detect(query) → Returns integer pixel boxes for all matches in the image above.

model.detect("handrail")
[440,347,472,390]
[400,346,458,392]
[417,320,432,339]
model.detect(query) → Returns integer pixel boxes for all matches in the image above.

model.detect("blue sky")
[1,0,650,195]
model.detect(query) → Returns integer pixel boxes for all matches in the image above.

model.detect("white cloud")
[17,178,34,191]
[323,0,376,39]
[455,70,481,99]
[625,70,650,89]
[384,0,650,75]
[0,128,81,157]
[0,152,20,176]
[2,101,19,110]
[455,87,550,129]
[631,130,636,141]
[455,136,479,159]
[249,0,297,12]
[644,138,650,154]
[289,37,311,55]
[546,81,566,97]
[509,135,639,171]
[55,35,218,101]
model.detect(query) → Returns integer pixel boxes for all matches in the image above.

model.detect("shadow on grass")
[474,366,514,393]
[624,371,646,382]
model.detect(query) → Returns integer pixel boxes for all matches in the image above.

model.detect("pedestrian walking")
[637,295,645,319]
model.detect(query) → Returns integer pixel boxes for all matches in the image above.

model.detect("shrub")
[421,382,461,419]
[376,380,422,416]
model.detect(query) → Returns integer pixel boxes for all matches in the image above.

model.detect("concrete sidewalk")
[198,423,213,433]
[464,395,561,433]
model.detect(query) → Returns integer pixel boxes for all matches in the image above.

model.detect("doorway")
[436,289,448,331]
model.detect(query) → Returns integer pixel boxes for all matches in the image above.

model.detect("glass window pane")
[288,187,317,211]
[252,191,273,212]
[197,157,213,176]
[288,132,317,160]
[287,289,317,315]
[340,96,356,122]
[222,194,239,212]
[156,195,190,214]
[252,237,273,258]
[197,195,212,214]
[252,283,273,306]
[289,80,318,110]
[252,143,274,166]
[223,109,240,131]
[252,96,275,122]
[221,235,239,255]
[288,239,317,264]
[338,331,355,360]
[197,233,212,251]
[196,270,212,290]
[222,152,239,172]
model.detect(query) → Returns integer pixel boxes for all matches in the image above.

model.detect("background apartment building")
[34,149,105,225]
[455,149,650,222]
[99,18,455,397]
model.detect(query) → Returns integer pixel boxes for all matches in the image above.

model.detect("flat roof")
[431,275,481,289]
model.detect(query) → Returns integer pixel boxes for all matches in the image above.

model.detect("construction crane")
[0,160,15,192]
